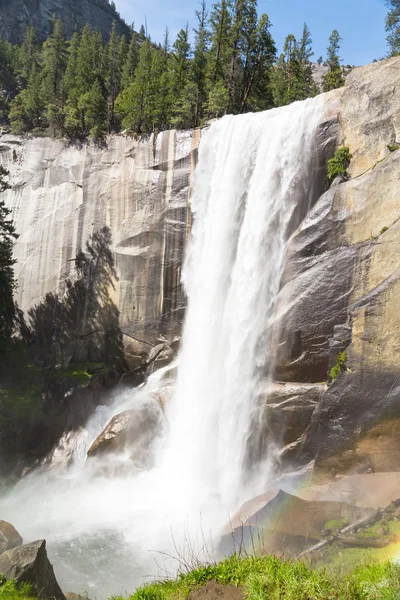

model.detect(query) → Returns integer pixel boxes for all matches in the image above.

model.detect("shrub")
[387,143,400,153]
[380,226,389,235]
[0,577,37,599]
[329,351,348,382]
[327,146,353,181]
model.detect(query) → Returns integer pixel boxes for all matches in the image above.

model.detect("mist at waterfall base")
[0,97,324,598]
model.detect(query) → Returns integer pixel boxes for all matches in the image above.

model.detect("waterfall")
[160,98,324,511]
[0,97,324,598]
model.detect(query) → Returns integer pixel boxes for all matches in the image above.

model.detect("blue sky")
[114,0,388,66]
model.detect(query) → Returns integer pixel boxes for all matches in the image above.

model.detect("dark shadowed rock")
[0,540,65,600]
[0,521,23,554]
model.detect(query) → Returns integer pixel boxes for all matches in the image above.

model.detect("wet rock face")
[87,403,163,468]
[0,0,130,43]
[0,539,65,600]
[0,521,23,554]
[273,57,400,475]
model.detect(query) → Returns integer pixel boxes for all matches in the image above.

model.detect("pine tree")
[190,1,209,125]
[323,30,345,92]
[207,0,232,86]
[270,34,297,107]
[171,26,191,99]
[239,11,276,111]
[149,33,172,131]
[41,17,68,134]
[386,0,400,55]
[17,26,38,87]
[296,23,318,100]
[65,26,107,137]
[78,80,108,138]
[0,167,18,351]
[115,38,153,133]
[0,40,18,121]
[121,31,139,89]
[9,63,44,132]
[107,21,122,130]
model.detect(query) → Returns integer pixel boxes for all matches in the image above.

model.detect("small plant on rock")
[380,226,389,235]
[327,146,353,181]
[329,351,348,382]
[387,143,400,153]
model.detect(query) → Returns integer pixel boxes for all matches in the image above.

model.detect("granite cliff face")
[273,57,400,476]
[1,57,400,478]
[0,0,130,43]
[0,131,200,370]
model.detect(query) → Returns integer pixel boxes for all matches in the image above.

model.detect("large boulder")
[87,402,163,468]
[221,489,370,557]
[0,521,23,554]
[0,540,65,600]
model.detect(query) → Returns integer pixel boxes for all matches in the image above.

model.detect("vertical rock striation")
[0,131,200,365]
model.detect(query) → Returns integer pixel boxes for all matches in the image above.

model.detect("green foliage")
[0,577,37,599]
[323,30,345,92]
[271,24,318,107]
[329,351,348,382]
[387,142,400,152]
[110,554,400,600]
[381,226,389,234]
[386,0,400,56]
[1,8,351,136]
[327,146,353,181]
[0,167,18,352]
[324,517,349,531]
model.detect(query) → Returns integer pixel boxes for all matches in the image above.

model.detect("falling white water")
[0,97,324,598]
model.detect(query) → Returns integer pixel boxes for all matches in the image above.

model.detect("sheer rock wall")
[273,57,400,476]
[0,0,130,43]
[0,131,201,367]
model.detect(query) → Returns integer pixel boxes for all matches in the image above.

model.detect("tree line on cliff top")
[0,0,349,139]
[0,0,399,140]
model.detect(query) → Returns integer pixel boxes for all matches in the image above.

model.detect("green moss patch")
[329,351,348,382]
[324,518,349,532]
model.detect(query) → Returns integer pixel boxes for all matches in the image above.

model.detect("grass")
[356,520,400,540]
[0,577,37,600]
[329,351,348,382]
[327,147,353,182]
[109,554,400,600]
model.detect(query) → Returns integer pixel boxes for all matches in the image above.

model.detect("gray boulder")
[0,520,23,554]
[0,540,65,600]
[87,404,163,468]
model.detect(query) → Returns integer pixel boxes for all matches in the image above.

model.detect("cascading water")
[0,96,324,598]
